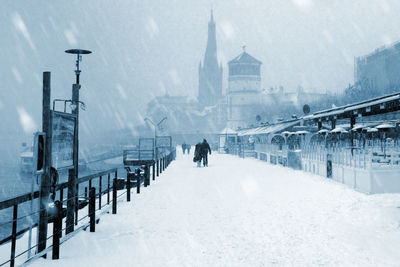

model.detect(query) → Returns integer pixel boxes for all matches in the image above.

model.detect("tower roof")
[228,51,262,65]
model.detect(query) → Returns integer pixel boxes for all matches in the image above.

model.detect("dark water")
[0,157,126,243]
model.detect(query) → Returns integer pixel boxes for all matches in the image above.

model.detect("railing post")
[112,178,117,214]
[136,168,141,194]
[163,157,166,171]
[156,159,159,177]
[75,182,78,226]
[160,158,162,174]
[127,172,131,202]
[10,204,18,267]
[66,168,76,235]
[98,176,102,210]
[147,165,150,186]
[144,165,148,187]
[152,162,155,181]
[89,187,96,232]
[107,173,110,205]
[52,200,62,260]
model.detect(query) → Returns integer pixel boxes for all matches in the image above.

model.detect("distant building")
[227,48,263,129]
[198,10,223,107]
[355,41,400,95]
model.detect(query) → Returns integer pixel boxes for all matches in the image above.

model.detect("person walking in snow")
[200,139,211,167]
[194,142,202,167]
[181,143,186,154]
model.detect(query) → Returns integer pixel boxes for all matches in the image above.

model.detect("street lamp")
[145,117,168,158]
[65,49,92,84]
[145,117,168,138]
[65,48,91,226]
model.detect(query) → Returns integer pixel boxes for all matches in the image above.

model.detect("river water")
[0,157,126,242]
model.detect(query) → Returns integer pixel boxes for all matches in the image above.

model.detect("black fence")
[0,149,176,266]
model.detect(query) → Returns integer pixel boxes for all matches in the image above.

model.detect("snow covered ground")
[27,150,400,266]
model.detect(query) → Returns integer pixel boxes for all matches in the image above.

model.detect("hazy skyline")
[1,0,400,156]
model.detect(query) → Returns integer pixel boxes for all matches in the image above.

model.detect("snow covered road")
[29,151,400,266]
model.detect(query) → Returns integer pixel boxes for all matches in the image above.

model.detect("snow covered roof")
[220,127,237,135]
[303,92,400,121]
[228,52,262,65]
[237,120,300,136]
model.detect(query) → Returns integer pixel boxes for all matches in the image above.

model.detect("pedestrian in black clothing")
[181,143,186,154]
[194,142,202,167]
[200,139,211,167]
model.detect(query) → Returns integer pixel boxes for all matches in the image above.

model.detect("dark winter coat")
[200,141,211,156]
[193,143,202,162]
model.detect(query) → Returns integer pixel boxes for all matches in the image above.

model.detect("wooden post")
[99,176,102,209]
[10,204,18,267]
[152,162,155,181]
[136,168,141,194]
[38,71,52,257]
[107,173,110,205]
[127,172,131,202]
[112,178,117,214]
[66,168,76,234]
[52,200,62,259]
[89,187,95,232]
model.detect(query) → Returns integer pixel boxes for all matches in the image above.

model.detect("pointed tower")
[198,10,223,107]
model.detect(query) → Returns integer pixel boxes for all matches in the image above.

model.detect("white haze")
[1,0,400,162]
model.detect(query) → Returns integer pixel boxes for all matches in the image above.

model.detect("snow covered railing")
[0,148,176,266]
[0,168,120,266]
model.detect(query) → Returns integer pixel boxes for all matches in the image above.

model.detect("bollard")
[127,172,131,202]
[112,178,117,214]
[160,158,162,174]
[52,200,62,260]
[152,162,155,181]
[89,187,96,232]
[136,168,141,194]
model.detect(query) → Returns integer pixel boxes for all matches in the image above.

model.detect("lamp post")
[145,117,167,158]
[65,48,91,226]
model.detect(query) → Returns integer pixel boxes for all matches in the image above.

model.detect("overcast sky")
[1,0,400,154]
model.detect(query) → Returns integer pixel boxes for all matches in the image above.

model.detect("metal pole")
[66,168,76,234]
[72,83,80,228]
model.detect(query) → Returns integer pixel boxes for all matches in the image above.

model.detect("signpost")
[51,111,76,169]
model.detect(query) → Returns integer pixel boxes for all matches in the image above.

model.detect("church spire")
[204,9,218,69]
[198,10,222,107]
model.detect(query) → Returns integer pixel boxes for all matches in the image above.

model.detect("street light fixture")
[65,49,92,85]
[65,48,92,227]
[145,117,168,159]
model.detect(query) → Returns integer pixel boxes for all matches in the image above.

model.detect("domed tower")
[227,47,263,129]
